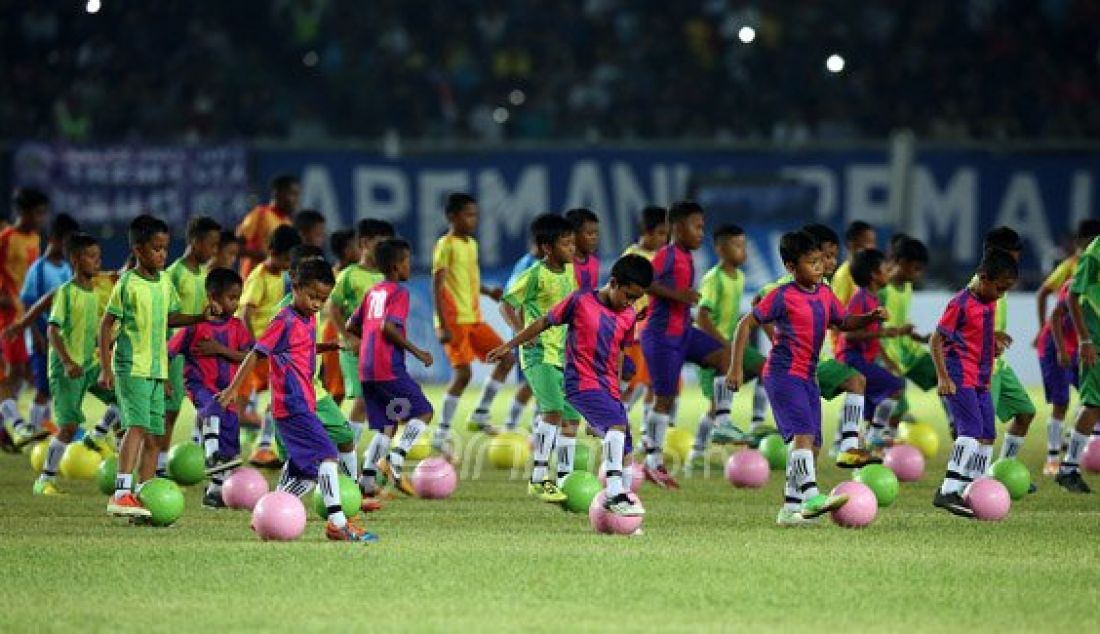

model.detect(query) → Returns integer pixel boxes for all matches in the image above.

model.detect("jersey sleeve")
[231,318,255,351]
[698,269,720,313]
[1042,258,1074,291]
[331,269,351,315]
[503,265,532,308]
[546,292,579,326]
[254,315,287,357]
[936,297,963,338]
[651,248,675,287]
[47,285,67,328]
[106,276,126,318]
[431,238,451,274]
[167,327,191,357]
[347,300,365,333]
[166,280,181,315]
[386,287,410,328]
[1071,253,1098,297]
[751,287,783,324]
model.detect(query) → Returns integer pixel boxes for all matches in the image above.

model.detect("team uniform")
[504,252,539,385]
[330,263,384,400]
[573,254,600,292]
[21,255,71,399]
[1071,237,1100,409]
[971,275,1036,424]
[620,245,656,394]
[0,227,40,368]
[698,264,763,399]
[1037,282,1079,409]
[432,234,503,366]
[236,203,290,279]
[879,280,938,415]
[831,260,856,306]
[237,263,290,395]
[836,288,905,419]
[164,259,208,416]
[47,280,115,426]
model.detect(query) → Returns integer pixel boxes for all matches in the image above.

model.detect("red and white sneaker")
[107,492,151,518]
[644,465,680,489]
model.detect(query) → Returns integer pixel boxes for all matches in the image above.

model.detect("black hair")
[640,205,668,233]
[205,267,243,296]
[49,213,80,241]
[187,216,221,242]
[978,247,1020,281]
[296,258,336,287]
[851,249,887,287]
[64,232,97,259]
[531,213,575,249]
[270,174,299,192]
[983,226,1023,253]
[1076,219,1100,244]
[610,254,654,289]
[268,225,302,255]
[780,230,819,265]
[445,193,476,215]
[218,229,240,248]
[330,229,356,258]
[714,223,745,242]
[667,200,704,225]
[893,237,929,264]
[845,220,874,244]
[375,238,412,274]
[128,214,169,247]
[356,218,396,240]
[564,207,599,231]
[12,187,48,212]
[802,223,839,248]
[293,210,326,234]
[289,244,325,273]
[888,232,910,255]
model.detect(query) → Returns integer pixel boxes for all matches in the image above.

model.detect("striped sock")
[789,448,819,501]
[554,434,576,486]
[318,461,346,528]
[839,394,864,452]
[940,436,978,495]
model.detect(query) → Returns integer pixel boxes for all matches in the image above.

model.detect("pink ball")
[411,457,458,499]
[829,481,878,528]
[222,467,269,510]
[725,449,770,488]
[588,491,644,535]
[250,491,307,541]
[964,477,1011,521]
[1082,437,1100,474]
[598,463,643,494]
[883,444,925,482]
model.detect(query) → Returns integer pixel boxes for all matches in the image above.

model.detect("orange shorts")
[320,322,344,399]
[444,322,504,367]
[625,341,649,390]
[246,357,270,395]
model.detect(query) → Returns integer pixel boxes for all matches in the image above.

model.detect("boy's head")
[293,210,327,248]
[48,212,80,248]
[801,223,839,276]
[214,230,241,268]
[532,213,576,264]
[975,247,1019,302]
[667,201,705,251]
[851,248,888,289]
[564,207,600,257]
[780,230,822,287]
[445,193,478,236]
[288,244,325,282]
[356,218,396,261]
[270,174,301,214]
[983,226,1023,261]
[64,232,100,277]
[205,267,244,316]
[891,237,929,283]
[888,232,910,258]
[1075,219,1100,251]
[187,216,222,262]
[375,238,413,282]
[606,254,653,311]
[291,258,336,316]
[267,225,302,273]
[639,205,669,249]
[12,187,49,231]
[845,220,876,255]
[128,214,171,272]
[713,223,747,268]
[330,229,359,266]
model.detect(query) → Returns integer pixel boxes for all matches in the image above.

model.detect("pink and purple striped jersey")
[1037,281,1078,359]
[836,287,881,365]
[547,290,637,399]
[573,254,600,292]
[168,317,254,401]
[254,305,318,418]
[753,281,846,380]
[937,288,996,389]
[644,243,695,340]
[348,280,410,382]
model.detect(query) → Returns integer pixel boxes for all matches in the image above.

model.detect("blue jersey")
[505,253,539,300]
[21,256,72,344]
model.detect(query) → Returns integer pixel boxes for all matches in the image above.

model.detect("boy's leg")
[933,389,981,517]
[160,354,187,475]
[247,361,282,468]
[712,342,764,444]
[340,349,366,441]
[640,333,687,488]
[35,371,91,495]
[506,379,532,432]
[524,364,567,501]
[368,379,433,495]
[822,363,874,468]
[30,343,51,432]
[555,412,580,488]
[466,323,512,434]
[995,365,1036,462]
[1056,357,1100,493]
[107,376,163,517]
[85,374,120,450]
[569,389,642,516]
[851,361,903,458]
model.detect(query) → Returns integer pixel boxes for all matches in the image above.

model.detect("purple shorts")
[945,388,996,441]
[361,377,434,432]
[1039,350,1079,407]
[566,389,632,454]
[192,385,241,460]
[641,327,722,397]
[276,410,338,480]
[763,373,822,446]
[844,357,905,419]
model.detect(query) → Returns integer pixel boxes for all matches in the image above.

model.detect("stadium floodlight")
[492,107,510,124]
[738,26,756,44]
[509,89,526,106]
[86,0,101,14]
[826,54,845,73]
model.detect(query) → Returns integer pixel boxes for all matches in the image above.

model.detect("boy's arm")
[480,284,503,302]
[47,323,82,378]
[1068,291,1095,368]
[1035,285,1054,346]
[97,313,117,389]
[487,317,551,362]
[1051,303,1071,367]
[382,321,433,367]
[725,313,758,390]
[327,299,356,347]
[432,269,451,342]
[500,302,523,333]
[696,307,728,346]
[838,307,888,332]
[5,288,57,338]
[930,330,955,395]
[216,350,262,408]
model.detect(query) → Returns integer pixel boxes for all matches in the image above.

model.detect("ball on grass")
[588,491,643,535]
[311,474,362,519]
[725,449,769,488]
[251,491,307,541]
[96,455,118,495]
[757,434,787,471]
[167,442,205,485]
[898,421,939,459]
[561,470,601,514]
[487,432,530,470]
[222,467,269,510]
[883,444,924,482]
[28,439,49,473]
[829,481,878,528]
[1081,437,1100,474]
[854,464,899,507]
[59,443,103,480]
[573,442,595,472]
[987,458,1031,501]
[964,477,1011,521]
[663,428,693,464]
[138,477,185,527]
[412,457,457,499]
[598,462,643,494]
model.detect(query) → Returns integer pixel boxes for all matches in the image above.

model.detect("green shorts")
[339,350,361,399]
[1079,360,1100,408]
[275,395,354,460]
[895,353,938,416]
[49,364,115,427]
[991,364,1036,422]
[116,374,166,435]
[524,363,579,420]
[166,354,186,413]
[700,345,765,400]
[817,358,859,401]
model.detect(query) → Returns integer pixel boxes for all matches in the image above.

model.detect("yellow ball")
[29,440,49,472]
[487,432,530,470]
[59,443,103,480]
[898,421,940,460]
[664,428,694,464]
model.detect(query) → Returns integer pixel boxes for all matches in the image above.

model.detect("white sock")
[622,458,635,492]
[1047,417,1064,459]
[359,433,390,494]
[349,420,365,444]
[644,412,670,469]
[1000,433,1025,460]
[603,429,626,498]
[391,419,427,475]
[93,405,120,439]
[41,436,67,479]
[439,394,460,434]
[338,451,358,478]
[752,380,768,425]
[203,415,221,459]
[555,434,576,486]
[471,379,502,424]
[941,436,979,495]
[114,472,133,498]
[1060,430,1089,474]
[789,448,819,501]
[625,385,647,413]
[506,398,526,431]
[783,464,801,511]
[839,394,864,452]
[531,419,558,483]
[156,451,168,475]
[30,403,49,429]
[976,443,993,479]
[276,464,315,497]
[711,377,734,429]
[867,398,896,446]
[318,461,347,528]
[690,413,715,458]
[258,412,275,448]
[2,398,23,429]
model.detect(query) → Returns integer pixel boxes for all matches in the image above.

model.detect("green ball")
[96,455,118,496]
[560,470,601,514]
[167,442,205,486]
[757,434,787,471]
[312,474,363,520]
[573,443,595,472]
[138,477,185,526]
[989,457,1031,501]
[854,464,899,507]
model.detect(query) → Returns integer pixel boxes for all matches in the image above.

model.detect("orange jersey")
[0,227,39,305]
[236,203,290,278]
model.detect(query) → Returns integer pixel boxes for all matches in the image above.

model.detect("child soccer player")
[1035,220,1100,344]
[211,230,241,271]
[831,220,876,306]
[168,267,252,507]
[294,210,327,248]
[237,174,299,278]
[239,225,302,468]
[218,259,376,541]
[163,216,221,471]
[432,193,514,449]
[32,232,117,495]
[100,215,215,518]
[931,248,1019,516]
[728,230,884,526]
[566,208,601,292]
[347,238,435,498]
[501,214,578,500]
[620,205,667,418]
[490,254,653,517]
[1040,281,1079,475]
[322,228,359,402]
[641,201,736,489]
[1060,231,1100,493]
[500,239,539,432]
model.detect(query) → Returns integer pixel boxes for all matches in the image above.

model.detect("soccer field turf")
[2,385,1098,633]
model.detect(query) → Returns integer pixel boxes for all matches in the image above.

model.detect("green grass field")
[2,385,1099,633]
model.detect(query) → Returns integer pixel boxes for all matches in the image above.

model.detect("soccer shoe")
[107,492,152,518]
[202,489,226,509]
[325,519,379,543]
[0,426,16,453]
[12,427,49,450]
[204,455,243,477]
[1055,471,1092,494]
[1043,458,1060,476]
[643,464,680,489]
[711,421,751,445]
[801,492,849,519]
[377,458,417,496]
[360,497,384,513]
[835,448,883,469]
[248,447,283,469]
[604,493,645,516]
[32,479,64,496]
[1028,482,1038,495]
[932,491,976,518]
[466,420,500,436]
[527,480,567,503]
[776,508,814,527]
